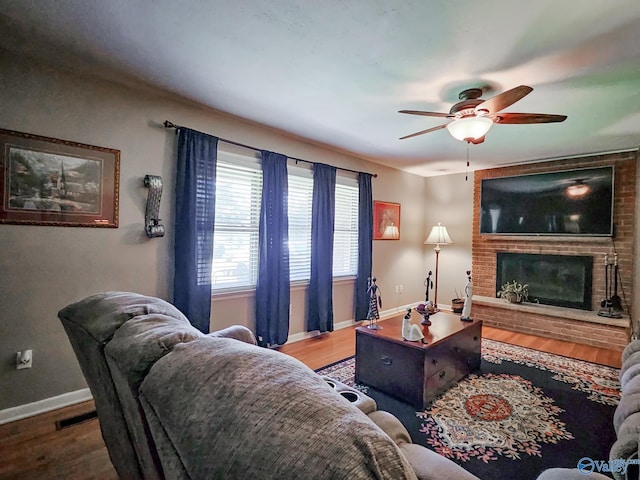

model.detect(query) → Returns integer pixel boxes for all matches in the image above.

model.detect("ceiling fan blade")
[475,85,533,115]
[491,112,568,124]
[398,109,452,118]
[399,124,448,140]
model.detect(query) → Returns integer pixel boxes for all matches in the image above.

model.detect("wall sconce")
[144,175,165,238]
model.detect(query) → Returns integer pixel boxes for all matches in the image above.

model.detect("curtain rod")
[163,120,377,178]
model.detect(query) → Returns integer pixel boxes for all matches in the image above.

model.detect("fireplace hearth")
[496,253,593,310]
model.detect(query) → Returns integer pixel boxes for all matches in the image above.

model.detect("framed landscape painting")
[0,128,119,227]
[373,201,400,240]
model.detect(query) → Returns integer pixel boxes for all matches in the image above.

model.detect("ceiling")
[1,0,639,177]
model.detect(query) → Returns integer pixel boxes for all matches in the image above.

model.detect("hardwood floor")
[481,325,622,368]
[0,321,622,479]
[0,400,117,480]
[277,320,623,370]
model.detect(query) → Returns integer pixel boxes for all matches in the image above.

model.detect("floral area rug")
[316,339,620,480]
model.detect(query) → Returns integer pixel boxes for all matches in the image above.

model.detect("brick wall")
[472,151,637,350]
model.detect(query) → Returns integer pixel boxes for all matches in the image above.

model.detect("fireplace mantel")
[473,295,629,329]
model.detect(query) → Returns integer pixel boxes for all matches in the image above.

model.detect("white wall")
[0,51,455,412]
[423,172,474,308]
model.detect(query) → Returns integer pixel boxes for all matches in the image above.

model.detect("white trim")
[286,300,422,343]
[0,388,93,425]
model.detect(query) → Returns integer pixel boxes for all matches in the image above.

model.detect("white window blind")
[211,152,262,290]
[333,176,359,277]
[287,166,313,282]
[287,165,359,282]
[211,151,359,291]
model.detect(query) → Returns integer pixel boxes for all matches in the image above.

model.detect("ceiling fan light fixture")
[446,116,493,142]
[566,181,591,198]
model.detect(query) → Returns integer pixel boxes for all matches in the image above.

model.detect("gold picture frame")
[0,128,119,227]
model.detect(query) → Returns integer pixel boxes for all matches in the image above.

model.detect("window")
[286,165,359,282]
[287,166,313,281]
[211,150,359,291]
[333,177,359,277]
[211,151,262,290]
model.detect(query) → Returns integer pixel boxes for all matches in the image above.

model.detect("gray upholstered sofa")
[58,291,482,480]
[610,339,640,480]
[59,291,626,480]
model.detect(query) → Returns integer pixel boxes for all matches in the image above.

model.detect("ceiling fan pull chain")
[465,144,470,181]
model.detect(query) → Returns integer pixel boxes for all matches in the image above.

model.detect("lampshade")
[424,222,453,247]
[446,116,493,141]
[382,224,399,239]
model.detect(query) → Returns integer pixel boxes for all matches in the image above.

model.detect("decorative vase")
[451,298,465,313]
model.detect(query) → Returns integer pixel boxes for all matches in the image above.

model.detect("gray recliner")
[59,292,485,480]
[58,291,256,479]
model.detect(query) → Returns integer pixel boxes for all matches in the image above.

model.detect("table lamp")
[424,222,453,309]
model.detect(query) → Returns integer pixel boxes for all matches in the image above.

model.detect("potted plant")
[497,280,529,304]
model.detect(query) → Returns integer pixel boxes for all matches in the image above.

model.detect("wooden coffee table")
[355,311,482,409]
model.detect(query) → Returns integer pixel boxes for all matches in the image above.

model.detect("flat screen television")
[480,166,614,236]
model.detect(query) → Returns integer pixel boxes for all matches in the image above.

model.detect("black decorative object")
[415,303,432,326]
[366,276,382,330]
[144,175,165,238]
[424,270,433,302]
[598,253,624,318]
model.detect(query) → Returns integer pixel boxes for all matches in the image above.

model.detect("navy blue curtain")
[308,164,337,332]
[354,173,373,320]
[173,128,218,333]
[255,151,290,347]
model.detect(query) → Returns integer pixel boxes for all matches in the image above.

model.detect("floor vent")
[55,410,98,430]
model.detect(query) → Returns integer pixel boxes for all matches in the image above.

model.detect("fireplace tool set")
[598,253,624,319]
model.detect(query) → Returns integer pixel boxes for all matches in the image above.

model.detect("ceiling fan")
[399,85,567,144]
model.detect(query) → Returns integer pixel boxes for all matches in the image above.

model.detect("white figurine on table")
[461,270,473,322]
[402,308,424,342]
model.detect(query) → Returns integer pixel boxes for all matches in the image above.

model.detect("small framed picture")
[0,128,119,227]
[373,201,400,240]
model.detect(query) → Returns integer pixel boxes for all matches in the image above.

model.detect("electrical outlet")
[399,285,404,293]
[16,350,32,369]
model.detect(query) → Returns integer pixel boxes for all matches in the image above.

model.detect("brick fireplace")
[471,151,637,351]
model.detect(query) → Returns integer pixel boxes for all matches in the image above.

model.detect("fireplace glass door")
[496,252,593,310]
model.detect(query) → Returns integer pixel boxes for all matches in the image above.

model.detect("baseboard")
[286,300,422,344]
[0,388,93,425]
